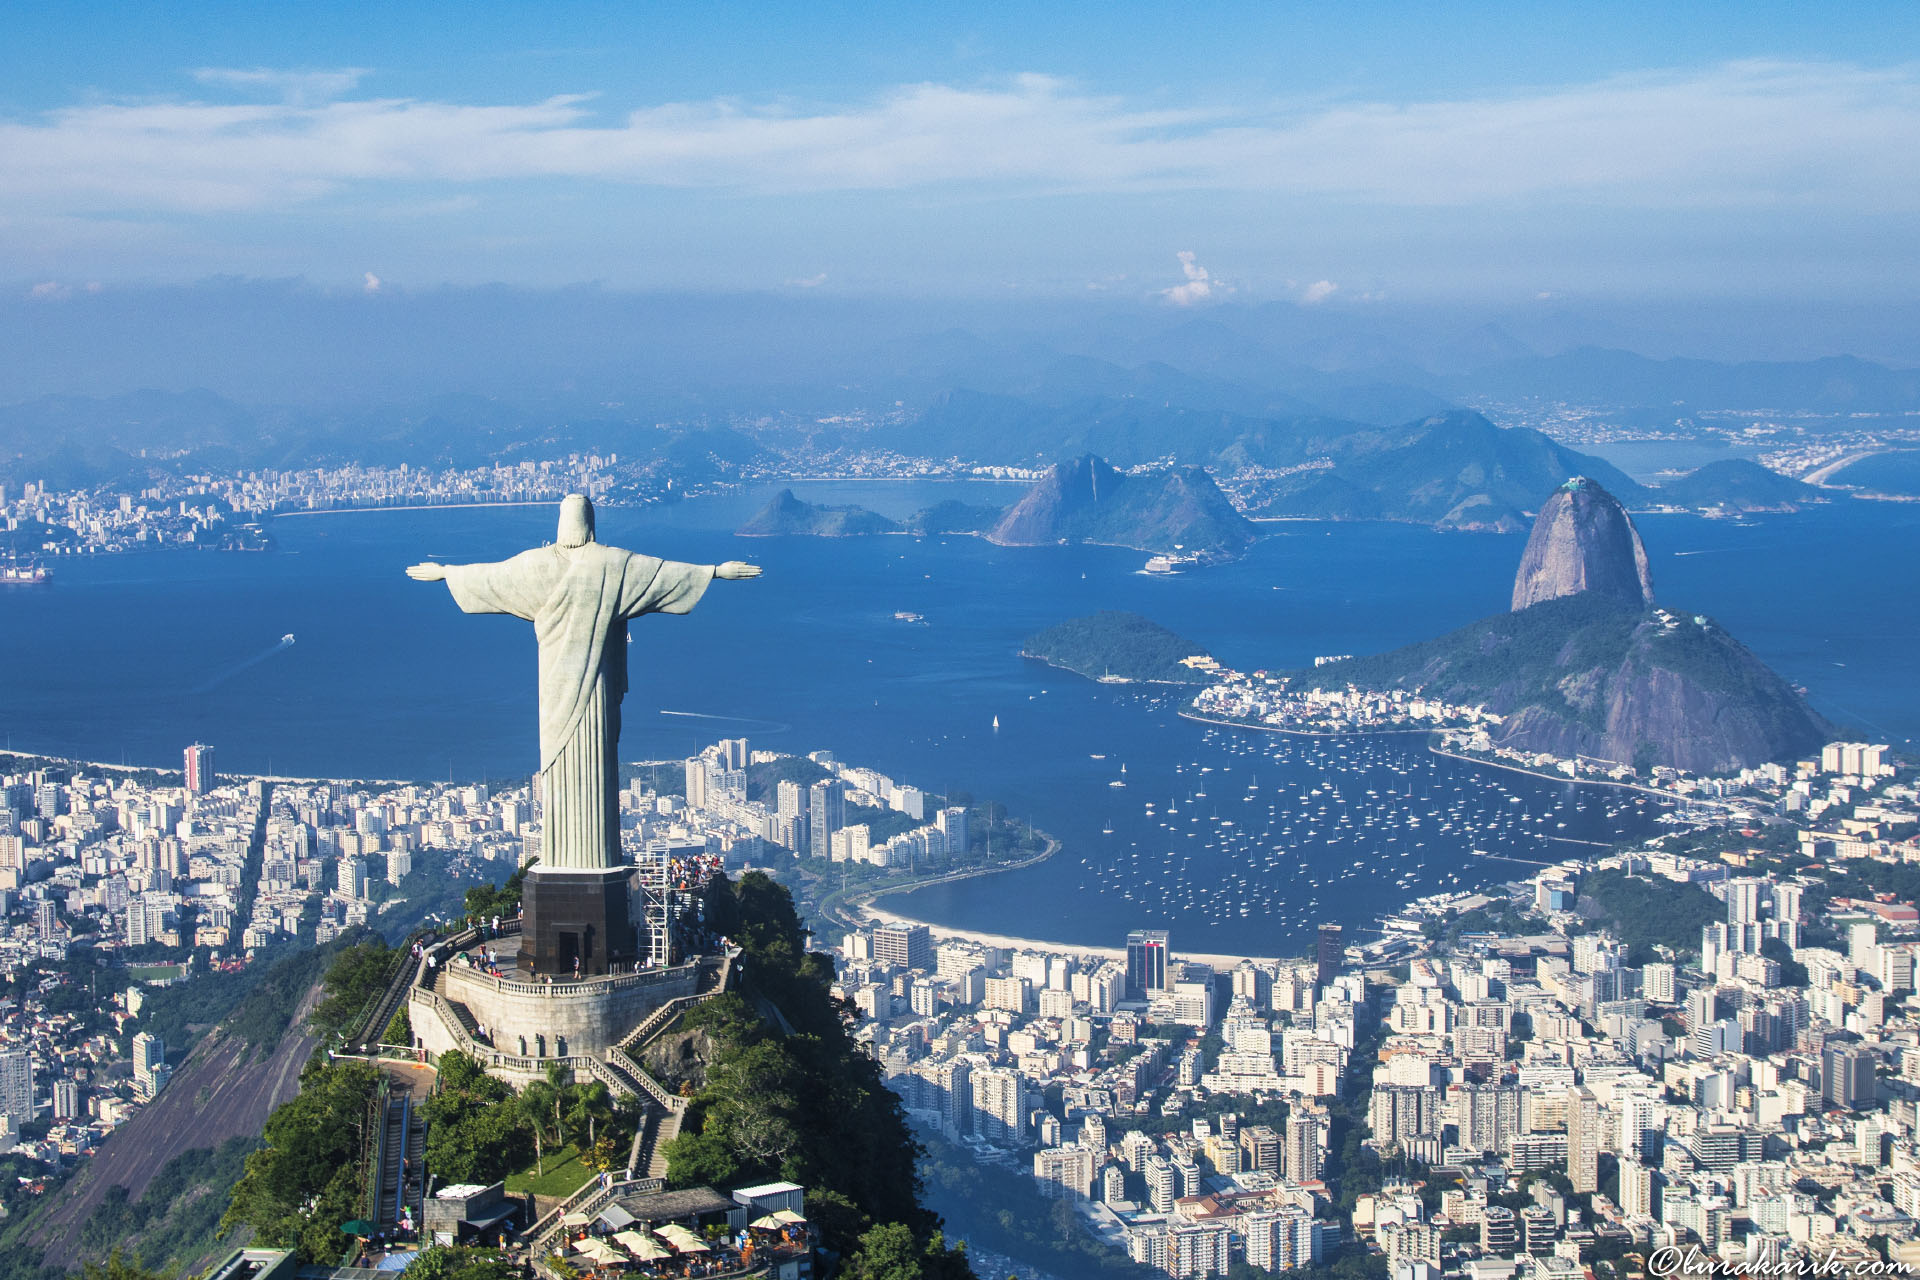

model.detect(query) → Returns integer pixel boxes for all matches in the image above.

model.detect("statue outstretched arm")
[410,550,552,619]
[716,561,762,580]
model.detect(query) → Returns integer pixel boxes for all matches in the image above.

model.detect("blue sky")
[6,2,1920,304]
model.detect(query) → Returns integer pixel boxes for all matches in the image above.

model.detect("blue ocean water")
[0,484,1912,952]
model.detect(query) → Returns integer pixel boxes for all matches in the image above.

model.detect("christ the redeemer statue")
[407,494,758,975]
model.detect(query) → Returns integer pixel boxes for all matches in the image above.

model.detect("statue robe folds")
[444,545,713,871]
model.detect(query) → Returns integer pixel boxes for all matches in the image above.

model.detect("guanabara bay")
[0,15,1914,1280]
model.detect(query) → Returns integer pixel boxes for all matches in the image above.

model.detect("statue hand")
[715,561,762,580]
[407,562,447,582]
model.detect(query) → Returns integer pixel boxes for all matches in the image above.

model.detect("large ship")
[0,564,50,586]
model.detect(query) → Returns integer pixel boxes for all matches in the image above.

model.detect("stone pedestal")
[518,867,638,977]
[413,955,702,1072]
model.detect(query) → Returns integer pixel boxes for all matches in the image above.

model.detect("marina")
[889,696,1670,954]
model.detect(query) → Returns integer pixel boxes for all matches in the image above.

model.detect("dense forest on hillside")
[668,873,973,1279]
[1577,869,1725,963]
[1022,611,1213,684]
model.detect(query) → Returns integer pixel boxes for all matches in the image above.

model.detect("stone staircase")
[576,1052,642,1101]
[621,1094,687,1181]
[417,942,738,1190]
[616,948,736,1052]
[444,994,481,1041]
[602,955,738,1180]
[643,1103,683,1180]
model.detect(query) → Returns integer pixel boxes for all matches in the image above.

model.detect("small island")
[735,489,1007,538]
[988,454,1259,558]
[736,488,903,536]
[1021,610,1216,684]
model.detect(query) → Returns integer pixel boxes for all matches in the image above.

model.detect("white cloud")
[363,271,382,293]
[784,272,827,288]
[26,281,67,300]
[2,60,1919,217]
[1161,250,1220,305]
[1300,280,1338,304]
[193,67,369,104]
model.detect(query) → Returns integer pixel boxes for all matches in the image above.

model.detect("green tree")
[220,1057,382,1263]
[666,875,932,1239]
[566,1080,614,1150]
[423,1055,531,1185]
[78,1252,166,1280]
[844,1223,974,1280]
[423,1052,533,1184]
[581,1136,624,1173]
[519,1078,563,1175]
[465,861,535,920]
[308,938,397,1040]
[803,1189,872,1259]
[403,1247,517,1280]
[847,1223,923,1280]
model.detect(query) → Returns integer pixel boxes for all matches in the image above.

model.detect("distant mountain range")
[1305,481,1831,772]
[736,457,1257,558]
[0,311,1892,522]
[1245,411,1646,532]
[1650,458,1818,510]
[0,388,777,490]
[1445,347,1920,415]
[882,402,1819,531]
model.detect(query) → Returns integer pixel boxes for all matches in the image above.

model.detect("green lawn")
[504,1147,596,1199]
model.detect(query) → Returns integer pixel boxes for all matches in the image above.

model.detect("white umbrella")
[654,1226,708,1253]
[772,1210,807,1225]
[749,1215,785,1230]
[576,1239,623,1265]
[614,1231,668,1260]
[564,1211,596,1227]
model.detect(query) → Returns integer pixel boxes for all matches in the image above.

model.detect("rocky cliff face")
[1485,609,1831,774]
[988,455,1115,545]
[989,454,1258,556]
[1511,477,1655,611]
[1304,585,1830,772]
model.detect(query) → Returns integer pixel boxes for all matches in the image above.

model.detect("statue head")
[556,494,596,548]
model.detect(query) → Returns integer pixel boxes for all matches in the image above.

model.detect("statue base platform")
[518,866,639,978]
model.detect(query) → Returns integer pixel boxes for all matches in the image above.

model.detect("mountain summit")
[1304,479,1830,773]
[1511,476,1655,612]
[988,454,1258,557]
